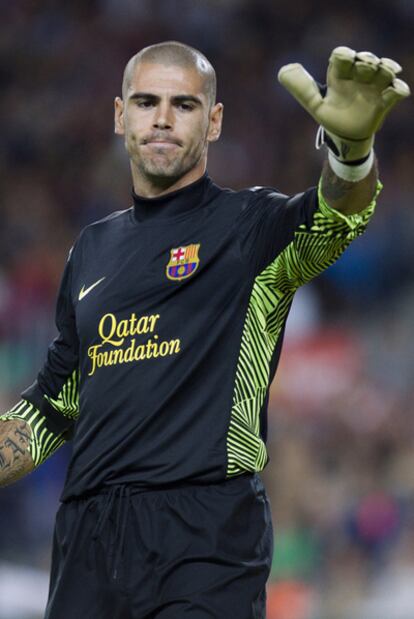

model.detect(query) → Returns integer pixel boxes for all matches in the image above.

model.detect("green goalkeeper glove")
[278,46,410,164]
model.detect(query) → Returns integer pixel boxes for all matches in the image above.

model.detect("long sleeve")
[275,179,381,290]
[240,179,381,291]
[0,247,80,466]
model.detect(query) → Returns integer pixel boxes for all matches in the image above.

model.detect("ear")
[114,97,125,135]
[207,102,224,143]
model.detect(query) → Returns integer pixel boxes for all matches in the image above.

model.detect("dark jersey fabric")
[22,173,319,500]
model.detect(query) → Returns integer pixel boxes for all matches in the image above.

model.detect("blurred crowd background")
[1,1,414,618]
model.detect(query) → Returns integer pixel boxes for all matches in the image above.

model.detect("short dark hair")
[122,41,216,107]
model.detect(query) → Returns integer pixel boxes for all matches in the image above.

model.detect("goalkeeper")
[0,43,410,619]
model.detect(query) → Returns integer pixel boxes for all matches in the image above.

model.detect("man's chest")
[72,216,247,353]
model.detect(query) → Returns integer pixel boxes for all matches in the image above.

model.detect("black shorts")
[45,473,273,619]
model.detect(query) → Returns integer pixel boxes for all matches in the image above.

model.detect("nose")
[153,101,173,130]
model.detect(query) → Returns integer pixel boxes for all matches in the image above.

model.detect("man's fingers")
[277,63,323,116]
[373,57,403,90]
[357,51,380,65]
[372,62,397,90]
[278,47,410,140]
[382,78,411,109]
[353,60,379,83]
[329,49,404,89]
[381,57,402,75]
[329,46,355,79]
[351,51,379,83]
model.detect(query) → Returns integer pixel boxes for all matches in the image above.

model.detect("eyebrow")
[128,92,203,106]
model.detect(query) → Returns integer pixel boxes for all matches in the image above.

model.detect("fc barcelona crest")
[166,244,200,281]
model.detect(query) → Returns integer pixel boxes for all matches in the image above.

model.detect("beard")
[138,143,205,182]
[140,150,191,178]
[127,128,208,184]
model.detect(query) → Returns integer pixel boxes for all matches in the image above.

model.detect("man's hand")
[0,419,35,487]
[278,46,410,162]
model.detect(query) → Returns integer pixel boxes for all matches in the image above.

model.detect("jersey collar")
[132,173,214,222]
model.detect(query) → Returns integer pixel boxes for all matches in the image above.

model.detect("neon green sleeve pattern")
[279,179,382,289]
[44,369,80,420]
[0,371,79,467]
[0,400,67,466]
[226,180,382,477]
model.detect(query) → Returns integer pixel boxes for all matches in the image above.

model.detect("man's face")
[114,62,222,184]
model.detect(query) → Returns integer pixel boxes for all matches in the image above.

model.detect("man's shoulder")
[77,207,131,239]
[86,207,131,229]
[67,209,132,260]
[212,182,286,211]
[245,185,286,200]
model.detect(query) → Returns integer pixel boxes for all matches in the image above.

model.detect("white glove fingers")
[329,46,355,79]
[372,63,397,90]
[381,57,402,75]
[353,60,379,83]
[277,45,410,161]
[381,78,411,110]
[351,51,380,84]
[277,64,323,115]
[356,51,380,65]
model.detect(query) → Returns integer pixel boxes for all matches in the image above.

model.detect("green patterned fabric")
[0,400,65,466]
[0,370,80,466]
[44,369,80,420]
[226,181,381,476]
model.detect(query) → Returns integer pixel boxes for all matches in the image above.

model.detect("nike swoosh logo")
[78,277,106,301]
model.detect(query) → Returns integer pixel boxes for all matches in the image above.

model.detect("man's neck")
[131,163,207,198]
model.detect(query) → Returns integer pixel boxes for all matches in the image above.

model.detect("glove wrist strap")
[328,149,375,182]
[315,126,374,162]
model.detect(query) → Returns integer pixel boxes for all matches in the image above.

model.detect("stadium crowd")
[1,1,414,618]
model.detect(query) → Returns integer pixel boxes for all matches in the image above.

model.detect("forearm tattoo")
[0,420,34,487]
[321,161,356,201]
[321,158,378,214]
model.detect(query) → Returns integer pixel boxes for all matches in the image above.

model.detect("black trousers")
[45,473,274,619]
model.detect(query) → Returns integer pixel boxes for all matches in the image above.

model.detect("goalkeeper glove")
[278,46,410,177]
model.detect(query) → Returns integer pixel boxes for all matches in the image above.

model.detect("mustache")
[141,134,183,146]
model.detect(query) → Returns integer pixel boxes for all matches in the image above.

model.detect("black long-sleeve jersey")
[3,173,378,500]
